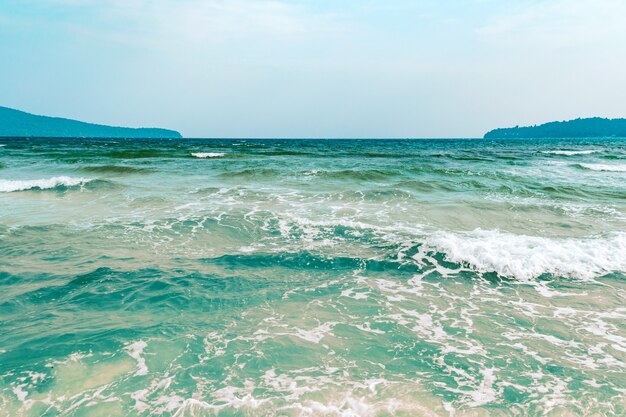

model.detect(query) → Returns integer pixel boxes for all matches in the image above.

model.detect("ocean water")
[0,137,625,416]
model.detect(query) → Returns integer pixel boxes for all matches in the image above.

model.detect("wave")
[318,169,399,181]
[364,152,417,158]
[426,229,626,280]
[575,163,626,172]
[396,179,460,193]
[542,150,598,156]
[520,180,626,200]
[105,150,171,159]
[274,214,626,280]
[79,165,153,174]
[219,168,282,179]
[0,176,94,192]
[258,150,317,157]
[192,152,226,158]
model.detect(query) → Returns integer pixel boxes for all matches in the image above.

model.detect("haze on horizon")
[1,0,625,138]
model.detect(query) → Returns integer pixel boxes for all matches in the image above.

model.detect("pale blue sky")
[1,0,625,138]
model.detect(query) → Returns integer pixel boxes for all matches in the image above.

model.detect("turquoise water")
[0,138,625,416]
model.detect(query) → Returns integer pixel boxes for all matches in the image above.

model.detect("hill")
[0,106,182,138]
[484,118,626,139]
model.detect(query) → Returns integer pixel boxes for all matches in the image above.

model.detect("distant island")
[484,117,626,139]
[0,106,182,138]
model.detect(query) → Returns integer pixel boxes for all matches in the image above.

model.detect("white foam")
[171,399,213,416]
[0,176,93,192]
[542,150,598,156]
[125,341,148,376]
[12,385,27,402]
[426,229,626,280]
[293,322,336,344]
[578,163,626,172]
[467,368,498,407]
[191,152,225,158]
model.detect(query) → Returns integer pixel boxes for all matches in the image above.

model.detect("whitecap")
[578,163,626,172]
[426,229,626,280]
[542,150,598,156]
[191,152,225,158]
[0,176,93,192]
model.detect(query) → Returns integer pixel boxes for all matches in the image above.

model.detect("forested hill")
[0,106,182,138]
[484,118,626,139]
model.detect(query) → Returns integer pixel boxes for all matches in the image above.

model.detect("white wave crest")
[578,163,626,172]
[192,152,225,158]
[0,176,93,192]
[542,150,598,156]
[426,229,626,280]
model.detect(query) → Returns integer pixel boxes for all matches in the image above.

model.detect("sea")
[0,137,625,416]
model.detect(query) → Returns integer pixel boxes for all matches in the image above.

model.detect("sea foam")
[426,229,626,280]
[192,152,225,158]
[125,340,148,376]
[0,176,93,192]
[577,163,626,172]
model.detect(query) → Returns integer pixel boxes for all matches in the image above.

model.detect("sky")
[1,0,626,138]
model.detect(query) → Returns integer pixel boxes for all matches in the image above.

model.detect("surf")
[0,176,94,192]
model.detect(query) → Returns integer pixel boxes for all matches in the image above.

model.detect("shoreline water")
[0,137,625,416]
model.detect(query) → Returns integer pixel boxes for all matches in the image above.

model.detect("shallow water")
[0,137,625,416]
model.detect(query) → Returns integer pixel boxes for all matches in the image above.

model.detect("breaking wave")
[192,152,226,158]
[542,149,598,156]
[575,163,626,172]
[426,229,626,280]
[0,176,94,192]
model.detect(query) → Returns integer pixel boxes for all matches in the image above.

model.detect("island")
[0,106,182,138]
[484,117,626,139]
